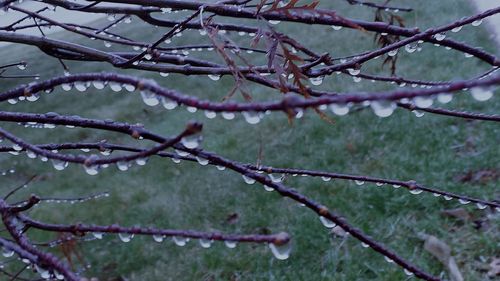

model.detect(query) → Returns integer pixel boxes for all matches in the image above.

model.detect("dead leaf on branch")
[373,7,405,76]
[418,233,464,281]
[259,0,320,16]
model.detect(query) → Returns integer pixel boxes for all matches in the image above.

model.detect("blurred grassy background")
[0,0,499,280]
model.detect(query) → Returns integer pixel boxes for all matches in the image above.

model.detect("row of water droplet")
[89,232,291,260]
[7,78,494,124]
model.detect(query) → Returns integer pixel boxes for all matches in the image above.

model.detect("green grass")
[0,1,499,280]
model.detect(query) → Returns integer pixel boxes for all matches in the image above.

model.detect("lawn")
[0,0,499,280]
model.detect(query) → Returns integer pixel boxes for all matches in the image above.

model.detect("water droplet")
[109,83,122,92]
[242,175,255,184]
[321,176,332,182]
[92,232,103,239]
[61,83,72,91]
[443,195,453,201]
[12,144,23,151]
[208,74,221,81]
[161,97,178,110]
[118,233,134,242]
[92,81,105,89]
[135,158,147,166]
[26,94,40,102]
[294,109,304,119]
[83,164,99,175]
[404,43,418,53]
[51,159,68,171]
[329,103,350,116]
[153,235,165,243]
[476,203,487,210]
[384,256,394,263]
[116,161,130,171]
[409,189,423,195]
[331,25,342,30]
[413,110,425,117]
[186,106,197,113]
[242,111,261,124]
[319,216,336,228]
[370,100,396,117]
[35,265,50,279]
[199,239,213,248]
[269,173,284,183]
[222,112,235,120]
[404,269,414,276]
[413,96,433,108]
[434,33,446,41]
[451,26,462,33]
[458,199,470,205]
[269,242,291,260]
[392,184,401,189]
[347,68,360,76]
[100,149,112,156]
[224,240,237,248]
[172,236,188,246]
[175,149,190,157]
[140,91,160,106]
[204,111,216,119]
[2,248,14,257]
[264,185,274,192]
[161,7,172,13]
[54,271,64,280]
[181,135,202,149]
[375,182,384,187]
[471,19,482,26]
[470,87,493,101]
[355,180,364,186]
[196,156,209,166]
[26,150,37,159]
[309,76,324,86]
[437,93,453,104]
[387,49,398,57]
[361,242,370,248]
[269,20,280,25]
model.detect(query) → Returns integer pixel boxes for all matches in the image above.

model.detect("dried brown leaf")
[454,169,499,184]
[447,257,464,281]
[330,226,348,237]
[419,233,464,281]
[488,258,500,277]
[441,208,471,221]
[423,234,451,264]
[226,212,239,225]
